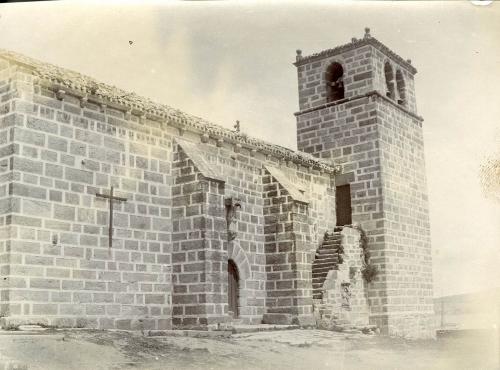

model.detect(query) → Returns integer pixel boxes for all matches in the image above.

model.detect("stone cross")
[96,186,127,248]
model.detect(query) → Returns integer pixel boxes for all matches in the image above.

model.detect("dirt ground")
[0,328,498,370]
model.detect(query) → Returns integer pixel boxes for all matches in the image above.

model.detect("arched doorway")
[227,259,239,318]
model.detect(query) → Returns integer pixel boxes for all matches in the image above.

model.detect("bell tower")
[294,28,434,338]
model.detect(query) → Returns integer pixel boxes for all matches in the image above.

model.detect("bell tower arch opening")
[325,62,345,102]
[384,61,395,99]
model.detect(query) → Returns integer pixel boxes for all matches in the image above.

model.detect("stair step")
[312,280,326,286]
[317,249,339,255]
[312,266,334,274]
[320,248,340,253]
[315,259,335,265]
[313,258,338,265]
[313,259,337,265]
[311,229,344,304]
[312,266,336,273]
[316,248,338,254]
[313,263,337,270]
[312,281,327,287]
[313,262,338,269]
[315,258,337,264]
[321,241,339,245]
[322,240,341,245]
[312,268,332,276]
[312,278,325,283]
[324,236,342,241]
[325,231,342,236]
[314,253,338,259]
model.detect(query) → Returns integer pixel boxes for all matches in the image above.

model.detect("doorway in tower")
[335,184,352,226]
[227,259,240,318]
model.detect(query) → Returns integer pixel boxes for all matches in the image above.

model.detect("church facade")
[0,29,434,338]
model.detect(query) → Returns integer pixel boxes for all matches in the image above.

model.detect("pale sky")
[0,0,499,297]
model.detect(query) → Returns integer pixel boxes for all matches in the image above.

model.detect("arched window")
[325,62,344,102]
[396,70,406,105]
[384,62,395,99]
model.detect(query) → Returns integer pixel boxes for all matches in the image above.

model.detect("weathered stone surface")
[0,36,432,338]
[295,40,433,338]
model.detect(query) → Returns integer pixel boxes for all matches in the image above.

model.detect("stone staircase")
[312,230,343,300]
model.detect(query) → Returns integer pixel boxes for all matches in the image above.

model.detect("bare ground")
[0,328,498,370]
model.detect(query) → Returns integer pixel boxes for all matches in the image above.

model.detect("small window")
[326,62,344,102]
[396,70,406,105]
[384,62,395,99]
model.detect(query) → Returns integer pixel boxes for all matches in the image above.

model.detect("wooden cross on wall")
[96,186,127,248]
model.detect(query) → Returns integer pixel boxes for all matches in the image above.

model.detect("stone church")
[0,28,434,338]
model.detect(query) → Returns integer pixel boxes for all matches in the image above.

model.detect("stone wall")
[320,227,369,327]
[171,139,336,327]
[171,145,226,328]
[296,45,375,111]
[296,94,434,337]
[295,39,434,338]
[374,100,434,338]
[0,58,17,320]
[0,55,338,329]
[1,62,173,330]
[263,165,335,325]
[370,48,417,114]
[296,42,417,115]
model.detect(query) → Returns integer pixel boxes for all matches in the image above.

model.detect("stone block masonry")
[0,33,432,336]
[0,61,174,330]
[171,145,227,328]
[0,59,18,321]
[170,139,336,327]
[316,226,370,328]
[0,52,339,331]
[295,31,434,338]
[262,166,335,325]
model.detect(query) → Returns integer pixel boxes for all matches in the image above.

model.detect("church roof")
[294,29,417,74]
[0,49,339,174]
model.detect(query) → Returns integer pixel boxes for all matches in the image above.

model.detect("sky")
[0,0,499,297]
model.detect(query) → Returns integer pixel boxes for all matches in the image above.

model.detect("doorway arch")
[228,259,240,318]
